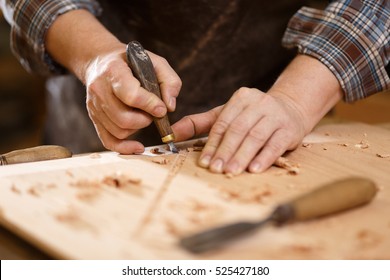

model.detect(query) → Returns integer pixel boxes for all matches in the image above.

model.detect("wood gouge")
[0,145,72,165]
[180,177,377,253]
[126,41,178,153]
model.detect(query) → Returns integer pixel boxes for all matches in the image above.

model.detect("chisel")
[126,41,178,153]
[0,145,72,165]
[180,177,377,253]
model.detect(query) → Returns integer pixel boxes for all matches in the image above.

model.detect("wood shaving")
[151,156,169,165]
[65,170,74,178]
[150,147,164,155]
[186,147,203,152]
[338,143,349,147]
[10,184,21,194]
[193,139,206,147]
[302,143,312,148]
[376,153,390,158]
[355,140,369,149]
[213,184,272,203]
[102,173,142,188]
[273,157,300,175]
[356,230,382,248]
[165,199,223,236]
[76,191,100,202]
[89,153,101,159]
[54,210,97,233]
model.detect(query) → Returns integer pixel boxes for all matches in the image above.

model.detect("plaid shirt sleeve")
[1,0,102,75]
[282,0,390,103]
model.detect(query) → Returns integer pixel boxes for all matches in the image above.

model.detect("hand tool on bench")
[0,145,72,165]
[180,177,377,253]
[126,41,178,153]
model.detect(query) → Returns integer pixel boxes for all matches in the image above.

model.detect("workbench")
[0,122,389,259]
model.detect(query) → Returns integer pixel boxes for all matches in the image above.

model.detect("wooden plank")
[0,123,389,259]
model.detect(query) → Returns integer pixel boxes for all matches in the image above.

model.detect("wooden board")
[0,123,389,259]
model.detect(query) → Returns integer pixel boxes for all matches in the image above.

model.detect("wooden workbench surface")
[0,122,389,259]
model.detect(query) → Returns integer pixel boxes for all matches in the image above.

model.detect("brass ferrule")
[161,134,175,143]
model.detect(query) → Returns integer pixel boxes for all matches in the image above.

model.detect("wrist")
[45,9,124,83]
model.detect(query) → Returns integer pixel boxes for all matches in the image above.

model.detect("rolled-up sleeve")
[1,0,102,75]
[282,0,389,103]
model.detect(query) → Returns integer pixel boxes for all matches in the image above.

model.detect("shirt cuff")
[282,4,389,103]
[10,0,102,76]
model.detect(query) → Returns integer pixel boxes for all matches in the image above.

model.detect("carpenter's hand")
[172,87,307,175]
[84,45,182,153]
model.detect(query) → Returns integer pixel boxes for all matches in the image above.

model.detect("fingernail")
[199,155,211,168]
[154,106,166,117]
[249,162,262,173]
[210,159,224,173]
[226,162,242,175]
[169,97,176,110]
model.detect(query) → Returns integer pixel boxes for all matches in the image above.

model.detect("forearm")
[282,0,390,102]
[268,54,343,134]
[45,9,124,83]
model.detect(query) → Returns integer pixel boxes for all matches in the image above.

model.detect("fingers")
[90,113,145,154]
[148,52,182,112]
[110,63,168,117]
[85,47,182,154]
[172,106,223,141]
[197,87,305,175]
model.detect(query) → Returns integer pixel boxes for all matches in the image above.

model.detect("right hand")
[84,45,182,154]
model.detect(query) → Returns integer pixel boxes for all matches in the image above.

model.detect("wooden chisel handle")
[126,41,175,144]
[273,177,377,223]
[0,145,72,165]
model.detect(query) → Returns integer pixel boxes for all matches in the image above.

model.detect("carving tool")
[126,41,178,153]
[0,145,72,165]
[180,177,377,253]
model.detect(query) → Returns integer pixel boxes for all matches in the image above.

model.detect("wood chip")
[274,156,300,175]
[150,147,164,155]
[10,184,21,194]
[338,143,349,147]
[302,143,312,148]
[376,153,390,158]
[89,153,101,159]
[355,140,369,149]
[193,139,206,147]
[151,156,169,165]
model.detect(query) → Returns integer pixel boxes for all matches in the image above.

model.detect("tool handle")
[0,145,72,165]
[126,41,174,142]
[273,177,377,223]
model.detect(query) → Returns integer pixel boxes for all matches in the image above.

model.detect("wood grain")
[0,123,389,259]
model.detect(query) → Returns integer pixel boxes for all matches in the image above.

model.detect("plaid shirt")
[1,0,389,102]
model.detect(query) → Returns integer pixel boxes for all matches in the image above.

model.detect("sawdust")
[76,191,100,202]
[65,170,74,178]
[273,157,300,175]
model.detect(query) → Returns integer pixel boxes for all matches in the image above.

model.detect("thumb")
[172,106,223,141]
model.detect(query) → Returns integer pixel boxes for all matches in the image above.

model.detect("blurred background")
[0,7,388,155]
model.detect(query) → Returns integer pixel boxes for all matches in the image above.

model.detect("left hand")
[172,87,307,175]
